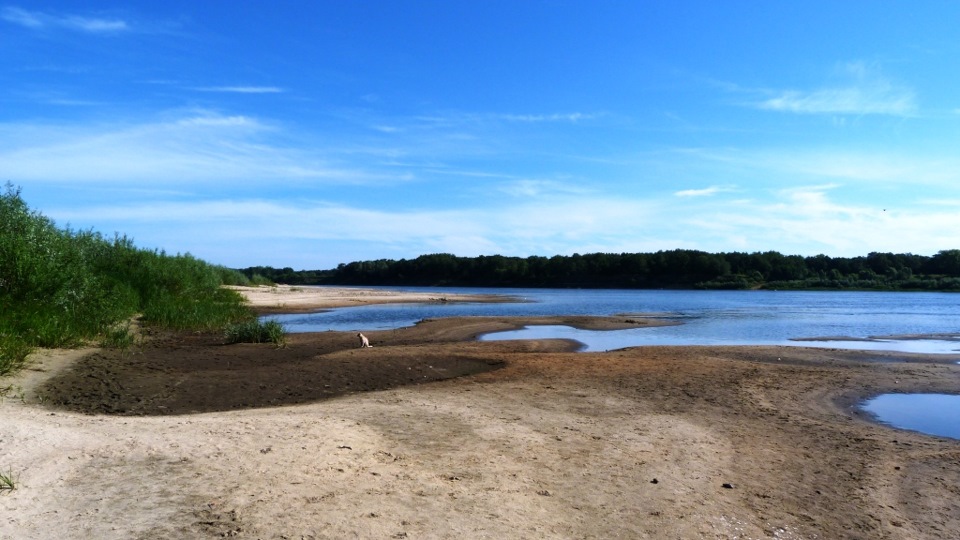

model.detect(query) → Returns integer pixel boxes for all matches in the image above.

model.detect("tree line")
[240,249,960,291]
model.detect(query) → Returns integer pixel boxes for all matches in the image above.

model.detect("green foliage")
[0,333,31,376]
[224,319,287,346]
[237,265,323,285]
[248,273,274,286]
[214,265,269,286]
[99,323,136,351]
[0,183,255,374]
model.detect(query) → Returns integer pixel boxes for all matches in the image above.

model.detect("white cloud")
[744,61,917,116]
[710,192,958,256]
[0,112,398,185]
[1,6,40,27]
[498,112,597,123]
[498,179,590,198]
[193,86,285,94]
[758,86,915,116]
[917,197,960,207]
[674,185,734,197]
[67,15,127,32]
[409,111,599,128]
[46,194,667,264]
[1,6,129,33]
[173,114,260,128]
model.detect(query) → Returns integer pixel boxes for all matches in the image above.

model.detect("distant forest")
[238,249,960,291]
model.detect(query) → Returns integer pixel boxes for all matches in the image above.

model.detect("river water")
[268,287,960,354]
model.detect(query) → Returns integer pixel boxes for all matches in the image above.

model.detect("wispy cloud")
[498,179,591,198]
[757,86,915,116]
[408,111,599,128]
[497,112,597,123]
[707,187,960,255]
[1,6,129,33]
[736,61,917,116]
[46,194,668,265]
[674,185,735,197]
[673,147,960,187]
[0,111,396,185]
[193,86,285,94]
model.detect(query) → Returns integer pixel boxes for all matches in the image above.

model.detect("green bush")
[215,265,251,286]
[224,319,287,346]
[0,332,31,376]
[248,273,274,286]
[0,183,257,374]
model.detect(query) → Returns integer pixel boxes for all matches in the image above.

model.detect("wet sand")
[2,287,960,539]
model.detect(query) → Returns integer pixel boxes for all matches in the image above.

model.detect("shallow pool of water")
[861,394,960,440]
[479,325,960,354]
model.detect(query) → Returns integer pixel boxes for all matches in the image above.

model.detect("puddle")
[861,393,960,440]
[480,325,653,352]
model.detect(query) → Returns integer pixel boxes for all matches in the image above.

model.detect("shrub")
[214,265,251,286]
[0,184,261,374]
[224,319,287,347]
[248,273,274,286]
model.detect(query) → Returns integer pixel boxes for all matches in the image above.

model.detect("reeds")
[0,183,274,374]
[99,323,137,351]
[224,319,287,347]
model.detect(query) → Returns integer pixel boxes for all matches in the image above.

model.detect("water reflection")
[861,394,960,440]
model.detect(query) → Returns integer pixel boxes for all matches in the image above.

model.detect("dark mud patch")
[34,316,614,416]
[36,327,505,416]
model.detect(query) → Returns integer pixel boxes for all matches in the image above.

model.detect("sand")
[2,286,960,539]
[223,284,511,314]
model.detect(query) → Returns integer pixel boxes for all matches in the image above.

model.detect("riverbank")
[1,288,959,538]
[225,284,513,314]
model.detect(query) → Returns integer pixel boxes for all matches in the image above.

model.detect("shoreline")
[227,284,516,314]
[2,287,959,538]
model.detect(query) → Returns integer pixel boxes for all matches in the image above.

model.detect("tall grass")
[224,319,287,346]
[0,183,266,374]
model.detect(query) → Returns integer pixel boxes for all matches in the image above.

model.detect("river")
[266,287,960,354]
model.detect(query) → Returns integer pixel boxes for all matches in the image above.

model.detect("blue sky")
[3,1,959,269]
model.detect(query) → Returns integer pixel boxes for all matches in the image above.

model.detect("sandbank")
[226,284,513,314]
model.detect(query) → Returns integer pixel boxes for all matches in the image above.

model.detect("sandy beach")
[223,284,511,314]
[2,286,960,539]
